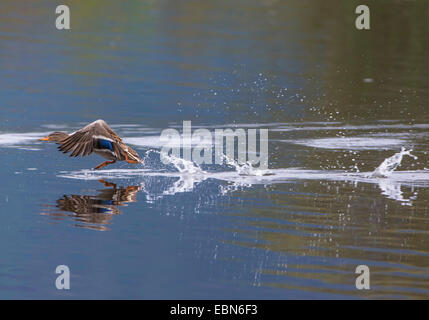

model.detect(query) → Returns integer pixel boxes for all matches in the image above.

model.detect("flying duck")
[39,119,142,170]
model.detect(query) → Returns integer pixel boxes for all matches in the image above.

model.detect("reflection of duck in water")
[39,119,142,170]
[42,180,142,231]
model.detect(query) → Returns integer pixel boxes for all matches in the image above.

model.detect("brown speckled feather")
[58,120,122,158]
[41,119,142,169]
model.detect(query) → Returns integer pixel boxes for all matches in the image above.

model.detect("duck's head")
[124,145,143,165]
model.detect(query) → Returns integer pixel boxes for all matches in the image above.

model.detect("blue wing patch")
[97,139,114,151]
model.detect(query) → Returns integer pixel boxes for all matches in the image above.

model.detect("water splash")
[377,179,417,206]
[56,144,429,205]
[371,147,418,178]
[159,151,206,174]
[222,154,272,176]
[219,181,252,195]
[142,151,206,198]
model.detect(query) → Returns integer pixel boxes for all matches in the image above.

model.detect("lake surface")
[1,0,429,299]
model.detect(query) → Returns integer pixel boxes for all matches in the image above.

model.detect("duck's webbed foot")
[125,153,139,164]
[94,160,116,170]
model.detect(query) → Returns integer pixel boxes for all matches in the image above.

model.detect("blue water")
[1,0,429,299]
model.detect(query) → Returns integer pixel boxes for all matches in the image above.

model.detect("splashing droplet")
[371,147,417,178]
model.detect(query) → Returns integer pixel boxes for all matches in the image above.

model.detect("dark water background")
[1,0,429,299]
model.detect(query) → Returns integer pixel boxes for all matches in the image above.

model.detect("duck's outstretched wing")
[58,120,123,157]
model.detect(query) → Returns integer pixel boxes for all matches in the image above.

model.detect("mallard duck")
[39,119,142,170]
[41,180,142,231]
[56,180,142,217]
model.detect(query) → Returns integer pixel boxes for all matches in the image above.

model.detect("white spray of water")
[139,150,207,199]
[377,179,417,206]
[57,145,428,205]
[222,154,272,176]
[149,150,206,174]
[153,150,270,176]
[371,147,418,178]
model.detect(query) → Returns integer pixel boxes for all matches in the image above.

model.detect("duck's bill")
[39,136,50,141]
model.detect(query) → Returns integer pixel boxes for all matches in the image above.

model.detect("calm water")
[1,0,429,299]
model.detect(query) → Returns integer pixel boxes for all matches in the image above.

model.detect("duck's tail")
[39,131,69,143]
